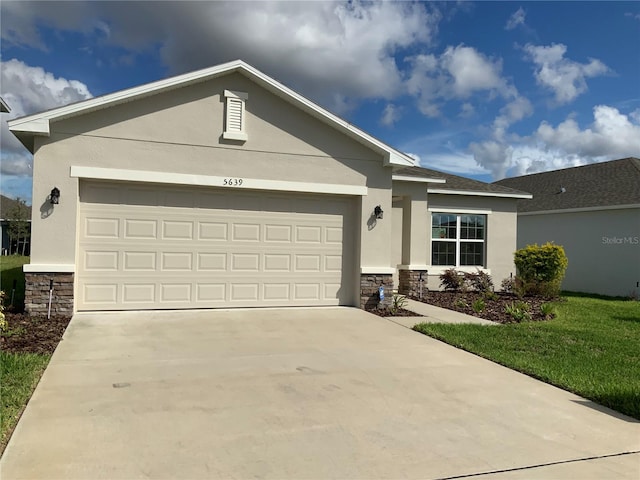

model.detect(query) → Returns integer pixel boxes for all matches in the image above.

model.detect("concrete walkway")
[2,308,638,479]
[387,298,496,328]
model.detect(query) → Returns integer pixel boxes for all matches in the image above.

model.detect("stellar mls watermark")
[602,236,639,245]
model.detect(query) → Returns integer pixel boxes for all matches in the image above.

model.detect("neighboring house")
[0,195,32,256]
[9,60,529,315]
[496,158,640,297]
[1,96,10,113]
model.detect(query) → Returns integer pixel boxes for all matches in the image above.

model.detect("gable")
[10,60,413,167]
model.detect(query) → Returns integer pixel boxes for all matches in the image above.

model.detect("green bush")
[514,243,568,298]
[390,294,408,314]
[504,300,532,322]
[472,298,486,313]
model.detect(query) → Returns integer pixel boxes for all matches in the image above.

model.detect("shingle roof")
[494,158,640,212]
[394,166,531,197]
[0,195,32,220]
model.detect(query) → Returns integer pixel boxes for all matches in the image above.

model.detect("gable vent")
[223,90,248,142]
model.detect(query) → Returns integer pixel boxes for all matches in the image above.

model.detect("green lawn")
[0,255,30,311]
[414,293,640,420]
[0,352,51,453]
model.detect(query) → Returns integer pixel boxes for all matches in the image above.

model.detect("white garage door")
[77,181,356,311]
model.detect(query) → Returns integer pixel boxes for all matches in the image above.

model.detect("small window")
[223,90,248,142]
[431,213,486,267]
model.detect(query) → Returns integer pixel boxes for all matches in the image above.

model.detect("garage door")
[77,181,356,310]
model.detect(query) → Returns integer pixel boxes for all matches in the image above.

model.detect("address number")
[222,178,243,186]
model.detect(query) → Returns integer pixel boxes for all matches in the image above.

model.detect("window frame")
[431,212,486,268]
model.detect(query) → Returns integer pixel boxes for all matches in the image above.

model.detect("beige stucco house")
[496,158,640,297]
[9,60,529,315]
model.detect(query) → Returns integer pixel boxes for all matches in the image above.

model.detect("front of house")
[9,60,529,315]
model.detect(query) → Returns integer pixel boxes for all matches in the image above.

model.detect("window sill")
[222,131,248,142]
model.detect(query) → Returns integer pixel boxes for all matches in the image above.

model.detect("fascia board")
[427,188,533,199]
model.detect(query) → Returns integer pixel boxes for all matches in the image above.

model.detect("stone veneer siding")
[25,273,74,316]
[360,274,393,309]
[398,269,428,299]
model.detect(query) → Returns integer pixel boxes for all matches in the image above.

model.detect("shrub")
[504,300,532,322]
[540,302,557,320]
[514,243,568,298]
[500,277,515,294]
[440,268,465,291]
[454,298,468,309]
[483,291,499,302]
[472,298,486,313]
[465,269,494,293]
[390,294,408,314]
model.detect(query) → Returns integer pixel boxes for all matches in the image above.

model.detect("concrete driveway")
[2,308,638,479]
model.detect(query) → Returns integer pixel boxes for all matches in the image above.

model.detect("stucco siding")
[517,208,640,297]
[390,193,518,291]
[29,73,392,275]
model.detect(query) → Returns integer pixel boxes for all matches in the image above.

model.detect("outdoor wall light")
[49,187,60,205]
[374,205,384,219]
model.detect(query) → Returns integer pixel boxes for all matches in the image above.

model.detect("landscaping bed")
[366,307,420,318]
[1,312,71,355]
[412,291,558,323]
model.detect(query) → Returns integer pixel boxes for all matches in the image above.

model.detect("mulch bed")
[411,291,559,324]
[1,312,72,355]
[366,307,421,318]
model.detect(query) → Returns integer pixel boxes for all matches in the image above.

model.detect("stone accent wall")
[25,273,74,317]
[360,274,393,310]
[398,269,428,299]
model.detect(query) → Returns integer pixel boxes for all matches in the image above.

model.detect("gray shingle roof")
[494,158,640,213]
[395,166,530,196]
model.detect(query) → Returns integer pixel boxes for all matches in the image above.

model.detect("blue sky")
[1,1,639,204]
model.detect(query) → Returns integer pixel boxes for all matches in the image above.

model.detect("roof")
[8,60,414,167]
[394,166,532,199]
[494,157,640,213]
[0,195,32,221]
[0,97,10,113]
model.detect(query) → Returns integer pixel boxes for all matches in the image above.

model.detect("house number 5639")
[223,178,243,186]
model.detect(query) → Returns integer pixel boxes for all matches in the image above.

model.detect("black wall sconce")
[49,187,60,205]
[374,205,384,219]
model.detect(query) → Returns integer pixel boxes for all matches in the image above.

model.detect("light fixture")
[374,205,384,219]
[49,187,60,205]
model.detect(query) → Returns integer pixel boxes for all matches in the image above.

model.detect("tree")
[6,198,30,255]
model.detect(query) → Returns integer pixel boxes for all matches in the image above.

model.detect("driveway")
[2,308,638,479]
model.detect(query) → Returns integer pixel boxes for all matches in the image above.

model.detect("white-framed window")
[223,89,248,141]
[431,213,486,267]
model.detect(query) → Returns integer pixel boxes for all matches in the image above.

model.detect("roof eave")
[428,188,533,199]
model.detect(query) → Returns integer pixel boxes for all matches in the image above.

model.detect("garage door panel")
[77,181,354,310]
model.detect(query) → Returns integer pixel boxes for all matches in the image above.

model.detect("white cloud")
[524,43,610,104]
[474,105,640,179]
[492,95,533,141]
[0,59,93,203]
[625,12,640,21]
[469,141,513,179]
[1,1,441,112]
[380,104,401,127]
[535,105,640,158]
[407,45,514,117]
[505,7,526,30]
[459,102,475,118]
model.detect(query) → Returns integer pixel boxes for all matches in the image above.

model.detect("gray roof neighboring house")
[494,157,640,213]
[0,97,10,113]
[394,166,532,198]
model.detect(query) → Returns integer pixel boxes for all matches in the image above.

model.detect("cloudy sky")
[1,1,639,203]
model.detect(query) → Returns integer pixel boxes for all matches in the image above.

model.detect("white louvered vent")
[223,90,248,142]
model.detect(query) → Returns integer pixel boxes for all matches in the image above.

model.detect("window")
[431,213,486,267]
[223,90,248,141]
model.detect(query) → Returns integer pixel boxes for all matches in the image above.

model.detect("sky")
[1,1,639,204]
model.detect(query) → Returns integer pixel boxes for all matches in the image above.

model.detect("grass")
[414,293,640,420]
[0,255,30,311]
[0,352,51,454]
